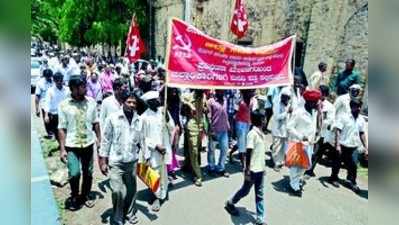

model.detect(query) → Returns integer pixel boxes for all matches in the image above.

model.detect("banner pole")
[292,34,296,76]
[292,34,297,96]
[163,85,168,132]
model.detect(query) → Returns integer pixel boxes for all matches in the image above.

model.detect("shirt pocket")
[114,122,124,143]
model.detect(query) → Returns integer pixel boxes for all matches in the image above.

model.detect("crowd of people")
[33,46,368,225]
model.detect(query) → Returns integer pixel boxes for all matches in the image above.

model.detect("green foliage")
[32,0,148,48]
[32,0,64,43]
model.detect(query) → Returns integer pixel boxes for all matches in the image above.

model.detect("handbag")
[285,142,310,169]
[137,163,161,193]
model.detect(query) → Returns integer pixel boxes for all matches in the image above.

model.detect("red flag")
[125,16,145,63]
[230,0,249,38]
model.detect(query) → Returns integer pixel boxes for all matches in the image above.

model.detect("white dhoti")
[153,162,169,200]
[271,136,288,166]
[288,145,313,191]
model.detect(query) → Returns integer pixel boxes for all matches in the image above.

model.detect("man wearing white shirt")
[291,75,306,110]
[286,89,321,197]
[99,91,143,225]
[35,68,53,138]
[225,110,268,225]
[99,78,128,128]
[56,56,76,85]
[305,85,337,178]
[264,87,280,133]
[39,58,50,76]
[43,72,69,143]
[329,99,368,193]
[334,84,362,120]
[141,91,175,212]
[309,62,329,89]
[270,87,292,171]
[48,54,60,72]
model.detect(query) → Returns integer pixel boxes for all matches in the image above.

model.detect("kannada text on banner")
[165,18,295,89]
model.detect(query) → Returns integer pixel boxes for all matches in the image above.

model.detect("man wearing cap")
[270,87,293,171]
[58,75,101,210]
[141,91,175,212]
[329,99,368,193]
[99,91,143,225]
[286,89,321,196]
[305,85,337,178]
[35,68,54,138]
[335,84,362,120]
[43,72,69,144]
[333,59,362,96]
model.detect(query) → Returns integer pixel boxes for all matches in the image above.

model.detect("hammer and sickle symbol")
[173,34,192,53]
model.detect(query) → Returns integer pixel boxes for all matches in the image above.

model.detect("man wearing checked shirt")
[58,75,101,211]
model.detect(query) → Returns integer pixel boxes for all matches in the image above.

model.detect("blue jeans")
[236,121,250,153]
[207,131,229,172]
[231,171,265,223]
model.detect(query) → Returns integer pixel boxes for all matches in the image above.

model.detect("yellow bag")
[137,163,160,193]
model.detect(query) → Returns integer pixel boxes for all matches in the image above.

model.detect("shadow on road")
[226,206,257,225]
[92,190,105,200]
[169,162,243,192]
[318,176,334,188]
[271,176,290,195]
[318,176,368,199]
[98,179,111,193]
[100,208,112,224]
[338,179,369,200]
[100,202,158,224]
[357,189,368,199]
[136,202,158,221]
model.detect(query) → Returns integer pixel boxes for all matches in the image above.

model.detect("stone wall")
[303,0,368,80]
[153,0,184,58]
[153,0,368,86]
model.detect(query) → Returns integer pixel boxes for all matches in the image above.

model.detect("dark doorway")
[236,37,253,47]
[294,39,305,68]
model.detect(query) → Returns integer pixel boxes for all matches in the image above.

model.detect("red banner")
[165,18,295,89]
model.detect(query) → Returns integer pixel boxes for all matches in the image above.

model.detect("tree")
[31,0,64,44]
[51,0,147,52]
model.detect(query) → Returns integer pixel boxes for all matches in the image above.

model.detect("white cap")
[280,87,291,96]
[141,91,159,102]
[349,84,361,90]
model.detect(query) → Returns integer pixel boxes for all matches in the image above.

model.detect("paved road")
[31,95,368,225]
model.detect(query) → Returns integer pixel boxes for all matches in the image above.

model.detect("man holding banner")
[141,91,175,212]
